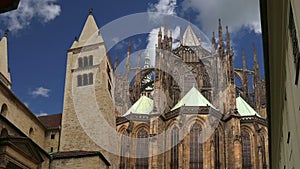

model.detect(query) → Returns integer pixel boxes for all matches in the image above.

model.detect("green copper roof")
[171,86,216,111]
[123,96,153,116]
[236,96,260,117]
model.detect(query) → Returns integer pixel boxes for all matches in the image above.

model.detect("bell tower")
[60,9,116,166]
[0,30,11,88]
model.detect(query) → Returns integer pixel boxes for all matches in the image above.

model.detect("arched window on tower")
[214,131,220,169]
[88,73,93,85]
[0,128,8,137]
[190,123,203,169]
[1,104,8,117]
[171,126,179,169]
[242,130,252,169]
[29,127,34,137]
[89,55,93,66]
[83,74,88,86]
[84,56,88,67]
[77,75,83,86]
[78,58,83,68]
[119,131,129,169]
[136,128,149,169]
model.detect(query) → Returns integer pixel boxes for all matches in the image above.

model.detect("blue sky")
[0,0,264,116]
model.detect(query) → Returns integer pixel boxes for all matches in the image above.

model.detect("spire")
[212,32,216,44]
[242,48,249,101]
[164,16,168,37]
[77,9,101,43]
[253,44,259,76]
[182,24,201,46]
[242,49,247,70]
[226,26,231,53]
[144,51,151,68]
[0,30,11,88]
[218,18,224,56]
[137,52,141,68]
[158,27,162,49]
[125,41,131,80]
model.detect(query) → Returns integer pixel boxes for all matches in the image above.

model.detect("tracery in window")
[190,123,203,169]
[119,130,129,169]
[242,130,252,169]
[214,131,220,169]
[171,126,179,169]
[136,128,149,169]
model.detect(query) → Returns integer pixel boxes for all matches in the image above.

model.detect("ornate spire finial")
[164,16,168,37]
[89,8,93,15]
[212,32,216,44]
[4,29,9,37]
[226,26,230,52]
[242,48,246,69]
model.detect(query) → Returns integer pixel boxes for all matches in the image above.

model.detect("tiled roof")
[38,113,62,128]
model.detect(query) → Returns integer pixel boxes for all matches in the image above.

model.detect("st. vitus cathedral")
[115,18,268,169]
[0,11,268,169]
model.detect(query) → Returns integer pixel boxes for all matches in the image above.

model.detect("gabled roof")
[123,96,153,116]
[38,113,62,128]
[236,96,260,117]
[171,86,216,111]
[182,25,201,46]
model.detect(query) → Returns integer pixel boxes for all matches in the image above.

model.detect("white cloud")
[146,26,181,66]
[147,0,180,65]
[148,0,177,22]
[0,0,61,32]
[31,87,50,98]
[37,111,48,117]
[182,0,261,34]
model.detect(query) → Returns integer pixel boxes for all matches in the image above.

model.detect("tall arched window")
[190,123,203,169]
[260,134,267,169]
[88,73,93,85]
[242,130,252,169]
[77,75,83,86]
[136,128,148,169]
[171,126,179,169]
[214,131,220,169]
[120,131,129,169]
[84,57,88,67]
[1,104,8,116]
[78,58,83,68]
[83,74,88,85]
[88,55,93,66]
